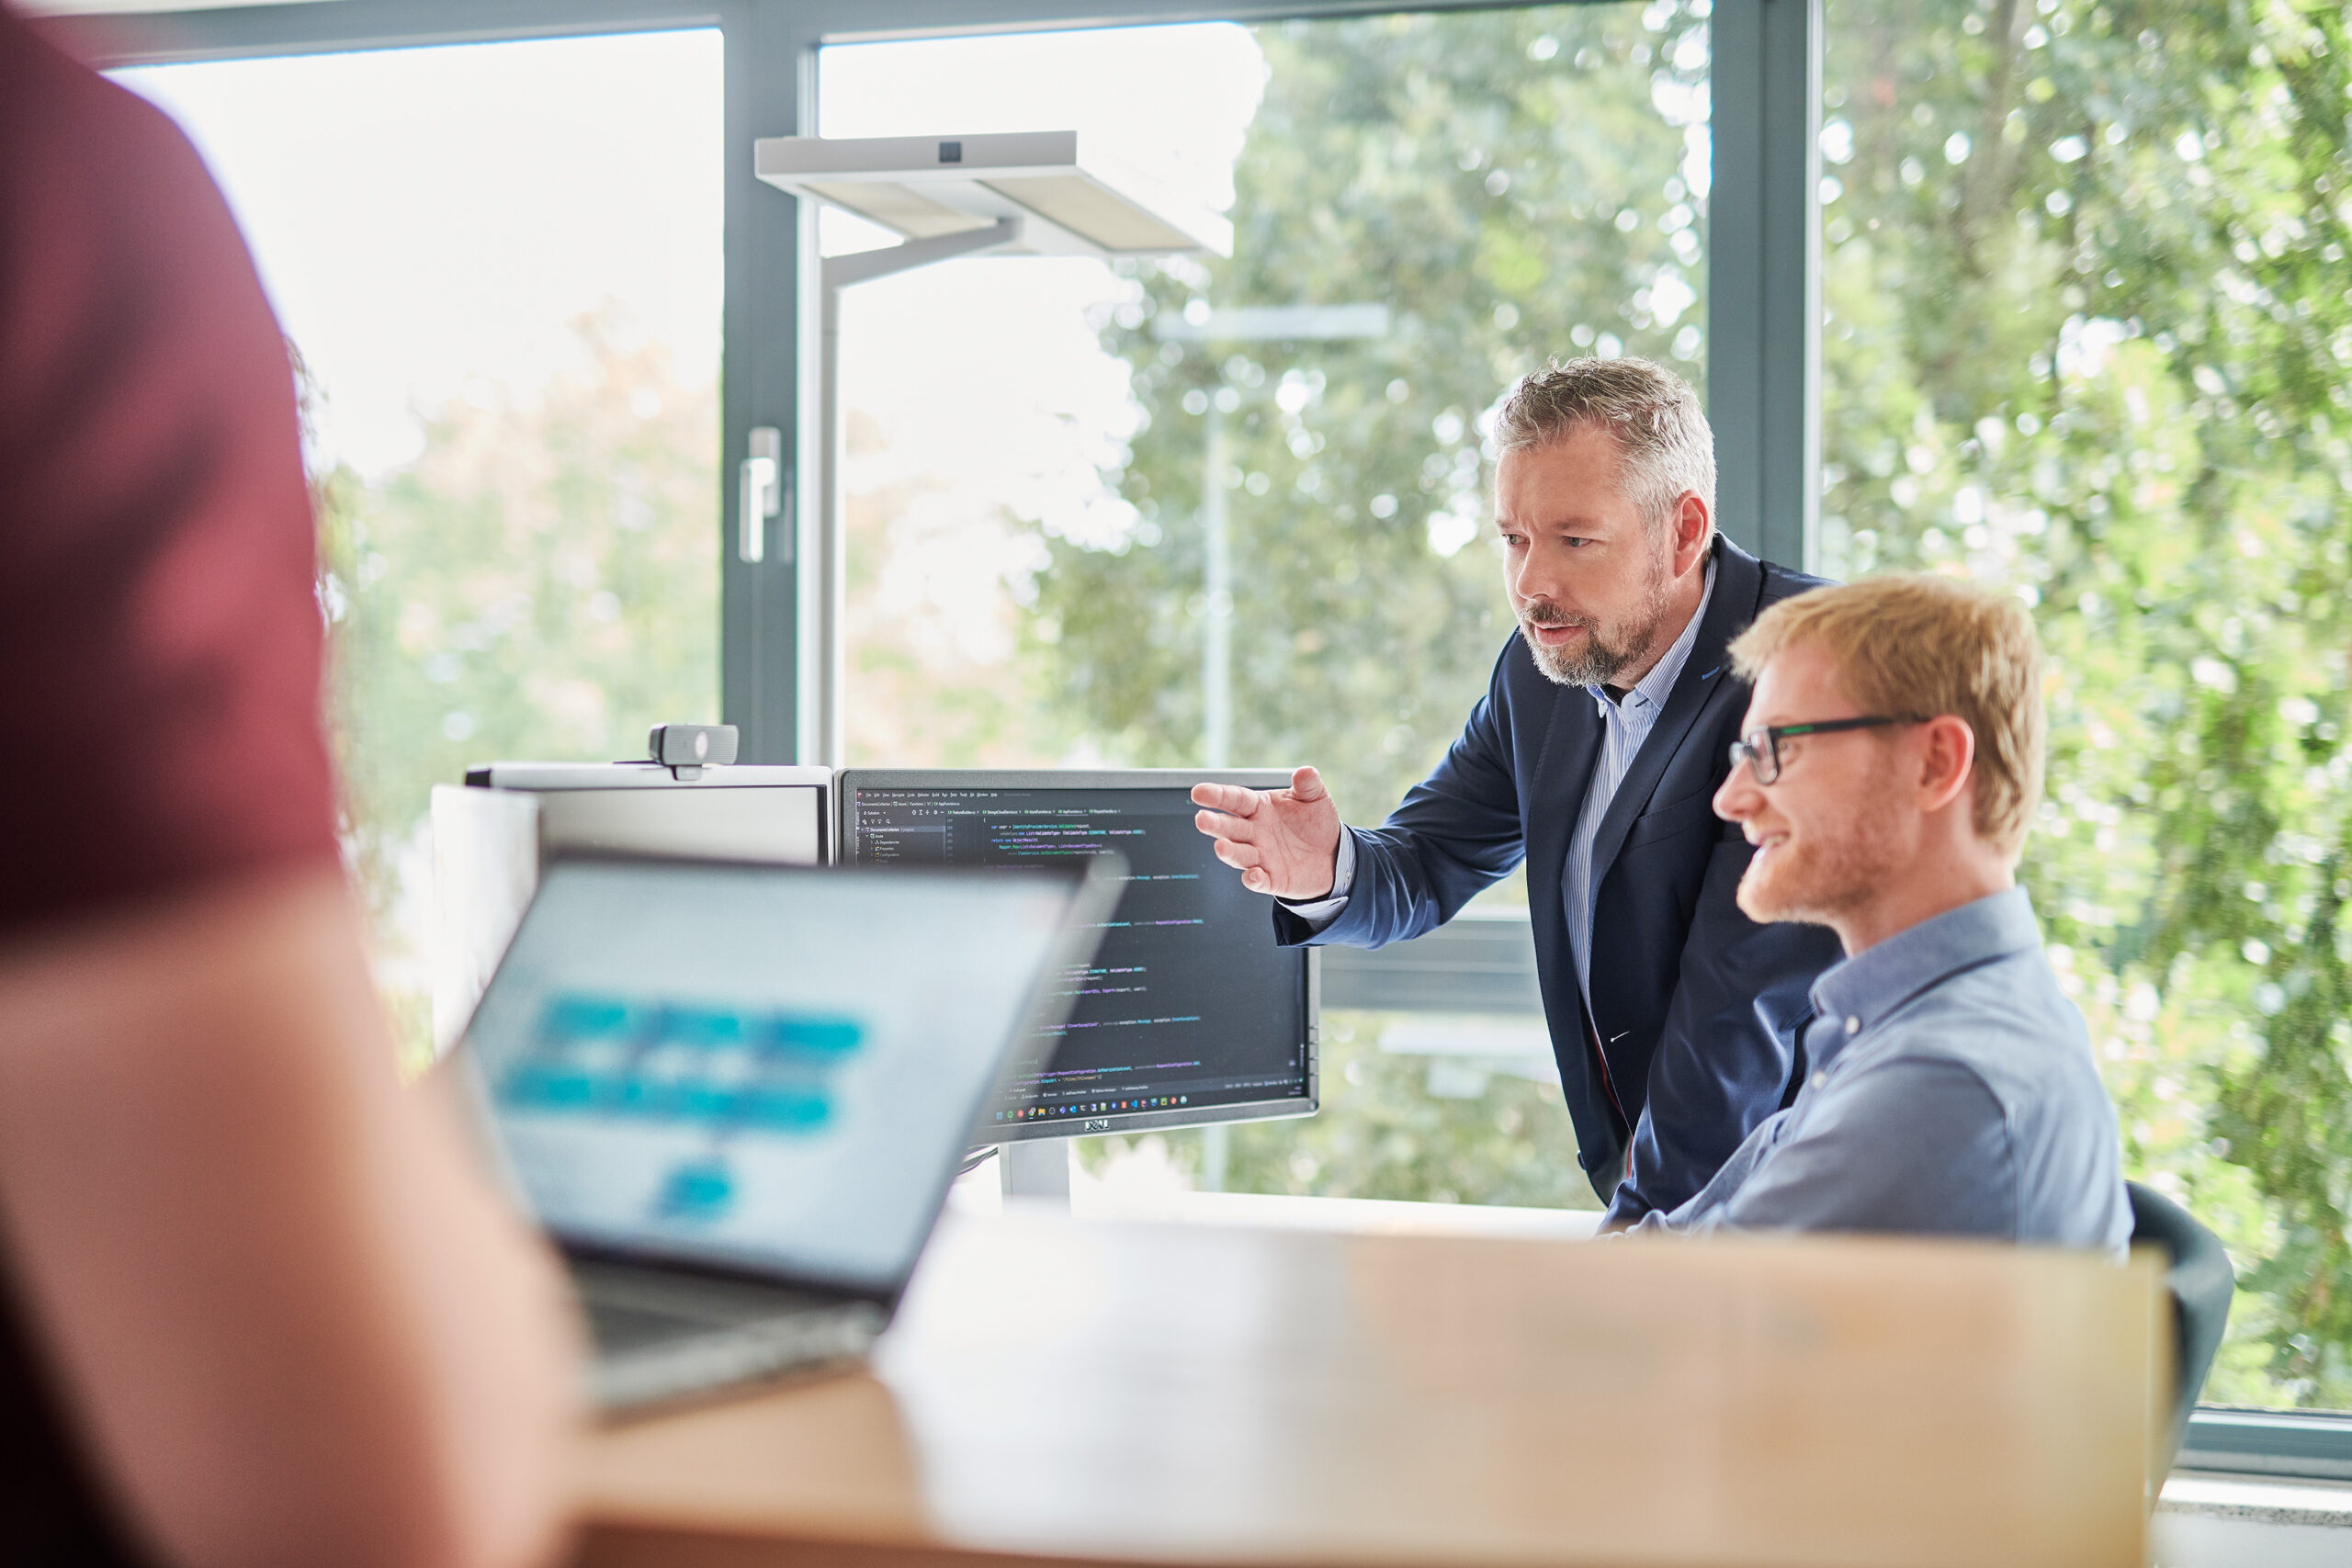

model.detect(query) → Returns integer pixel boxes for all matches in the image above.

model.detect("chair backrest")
[2126,1179,2234,1472]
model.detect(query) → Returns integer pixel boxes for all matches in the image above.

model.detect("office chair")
[2126,1180,2234,1474]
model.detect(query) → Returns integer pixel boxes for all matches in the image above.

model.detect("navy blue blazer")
[1275,536,1842,1222]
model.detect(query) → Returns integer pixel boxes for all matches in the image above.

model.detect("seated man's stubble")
[1716,636,2012,957]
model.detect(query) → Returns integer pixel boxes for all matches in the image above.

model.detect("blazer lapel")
[1583,538,1765,888]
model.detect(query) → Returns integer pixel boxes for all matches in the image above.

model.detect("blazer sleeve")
[1602,815,1844,1224]
[1272,643,1529,950]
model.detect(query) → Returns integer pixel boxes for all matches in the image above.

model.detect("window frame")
[62,0,1818,763]
[75,0,2337,1492]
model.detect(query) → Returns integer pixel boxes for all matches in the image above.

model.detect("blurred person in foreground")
[0,10,577,1567]
[1628,575,2132,1251]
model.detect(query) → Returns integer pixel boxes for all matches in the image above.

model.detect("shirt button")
[1811,1071,1826,1090]
[1845,1016,1861,1035]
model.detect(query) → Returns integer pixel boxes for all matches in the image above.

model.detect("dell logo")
[1085,1118,1111,1132]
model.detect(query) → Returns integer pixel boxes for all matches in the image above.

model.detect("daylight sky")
[116,24,1266,481]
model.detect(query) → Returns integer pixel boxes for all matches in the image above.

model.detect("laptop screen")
[462,857,1084,1293]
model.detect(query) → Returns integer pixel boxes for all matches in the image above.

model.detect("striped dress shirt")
[1563,557,1715,1004]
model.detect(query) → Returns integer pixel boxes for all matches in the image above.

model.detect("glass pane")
[821,3,1705,1209]
[116,33,724,1067]
[1821,1,2352,1410]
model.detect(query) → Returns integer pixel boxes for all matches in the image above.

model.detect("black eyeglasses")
[1727,716,1928,785]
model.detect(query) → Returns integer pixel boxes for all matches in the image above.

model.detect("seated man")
[1632,574,2131,1252]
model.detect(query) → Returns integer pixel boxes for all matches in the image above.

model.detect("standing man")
[1193,357,1839,1224]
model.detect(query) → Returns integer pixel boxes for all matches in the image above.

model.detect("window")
[117,31,725,1066]
[821,2,1708,1205]
[1821,0,2352,1411]
[81,0,2352,1467]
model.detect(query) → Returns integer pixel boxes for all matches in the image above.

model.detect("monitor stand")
[1001,1138,1072,1208]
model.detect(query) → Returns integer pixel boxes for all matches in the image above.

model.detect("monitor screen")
[462,857,1091,1293]
[839,771,1317,1140]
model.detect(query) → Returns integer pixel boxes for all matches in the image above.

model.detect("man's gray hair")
[1491,356,1716,533]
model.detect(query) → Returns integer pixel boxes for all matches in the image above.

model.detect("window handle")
[739,426,785,563]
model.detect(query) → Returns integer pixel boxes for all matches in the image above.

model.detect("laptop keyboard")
[581,1294,887,1410]
[568,1258,886,1408]
[586,1297,719,1355]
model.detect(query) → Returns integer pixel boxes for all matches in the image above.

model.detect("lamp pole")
[802,218,1025,766]
[1203,400,1233,770]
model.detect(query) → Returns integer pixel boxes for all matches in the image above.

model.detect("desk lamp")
[752,130,1232,765]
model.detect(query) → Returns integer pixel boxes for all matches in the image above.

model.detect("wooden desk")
[574,1211,2163,1568]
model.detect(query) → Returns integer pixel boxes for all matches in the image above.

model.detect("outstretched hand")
[1191,766,1343,898]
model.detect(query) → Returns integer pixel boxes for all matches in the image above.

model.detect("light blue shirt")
[1560,556,1713,1002]
[1632,887,2133,1256]
[1288,556,1716,954]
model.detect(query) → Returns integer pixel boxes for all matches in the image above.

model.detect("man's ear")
[1917,714,1976,816]
[1670,491,1710,576]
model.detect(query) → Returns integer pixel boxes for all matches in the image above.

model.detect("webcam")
[648,723,739,771]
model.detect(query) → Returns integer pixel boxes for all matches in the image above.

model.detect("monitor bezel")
[465,763,837,865]
[836,768,1321,1145]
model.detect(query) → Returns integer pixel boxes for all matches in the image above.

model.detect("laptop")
[456,852,1120,1411]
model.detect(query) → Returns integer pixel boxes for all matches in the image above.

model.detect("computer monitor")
[431,761,834,1057]
[465,761,833,865]
[836,770,1318,1142]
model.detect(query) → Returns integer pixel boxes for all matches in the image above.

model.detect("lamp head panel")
[753,130,1232,259]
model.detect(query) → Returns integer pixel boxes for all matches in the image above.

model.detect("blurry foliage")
[1080,1010,1601,1210]
[1030,3,1708,827]
[1071,0,2352,1410]
[314,310,719,1068]
[1819,0,2352,1408]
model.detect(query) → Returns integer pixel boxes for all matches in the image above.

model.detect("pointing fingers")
[1195,807,1258,842]
[1190,782,1261,817]
[1211,838,1263,871]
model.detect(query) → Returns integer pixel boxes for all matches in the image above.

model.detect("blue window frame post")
[1706,0,1821,571]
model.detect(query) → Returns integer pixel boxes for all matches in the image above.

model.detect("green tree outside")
[1039,0,2352,1408]
[315,310,719,1070]
[308,0,2352,1411]
[1033,6,1706,830]
[1818,0,2352,1408]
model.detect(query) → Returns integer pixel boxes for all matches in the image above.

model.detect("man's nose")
[1510,538,1572,605]
[1714,761,1758,822]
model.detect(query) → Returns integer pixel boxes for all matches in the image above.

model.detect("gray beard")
[1521,558,1676,688]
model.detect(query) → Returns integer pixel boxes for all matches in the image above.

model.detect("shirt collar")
[1806,886,2044,1066]
[1589,552,1717,717]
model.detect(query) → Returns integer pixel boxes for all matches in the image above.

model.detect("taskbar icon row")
[999,1095,1188,1122]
